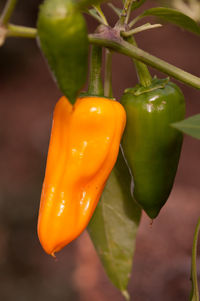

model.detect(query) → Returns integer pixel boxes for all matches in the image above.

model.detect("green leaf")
[190,218,200,301]
[141,7,200,35]
[88,148,141,298]
[171,114,200,139]
[131,0,146,11]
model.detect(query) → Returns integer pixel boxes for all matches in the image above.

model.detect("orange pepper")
[37,96,126,255]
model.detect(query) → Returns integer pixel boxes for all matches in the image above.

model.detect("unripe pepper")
[37,0,88,104]
[38,96,126,255]
[121,78,185,219]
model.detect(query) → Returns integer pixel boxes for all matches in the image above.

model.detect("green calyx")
[125,77,170,96]
[79,92,115,101]
[121,79,186,219]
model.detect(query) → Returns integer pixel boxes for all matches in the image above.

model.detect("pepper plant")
[0,0,200,300]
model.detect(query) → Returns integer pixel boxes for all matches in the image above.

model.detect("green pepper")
[37,0,89,104]
[121,78,186,219]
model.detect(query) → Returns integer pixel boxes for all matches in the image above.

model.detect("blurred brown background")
[0,0,200,300]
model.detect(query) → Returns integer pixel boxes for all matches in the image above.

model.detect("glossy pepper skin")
[37,0,88,104]
[121,78,185,219]
[38,96,126,255]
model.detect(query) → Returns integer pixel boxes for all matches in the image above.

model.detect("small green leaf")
[141,7,200,35]
[171,114,200,139]
[131,0,146,11]
[88,148,141,297]
[190,218,200,301]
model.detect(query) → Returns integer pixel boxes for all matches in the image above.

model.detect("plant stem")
[122,23,162,37]
[128,15,142,28]
[104,49,113,97]
[127,35,152,87]
[118,0,133,26]
[88,45,104,96]
[0,0,17,26]
[121,290,130,301]
[107,3,121,17]
[88,9,105,25]
[88,32,200,89]
[124,1,132,25]
[93,5,108,26]
[7,24,37,38]
[190,217,200,301]
[2,23,200,90]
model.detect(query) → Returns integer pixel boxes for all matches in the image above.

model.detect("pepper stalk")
[127,35,152,87]
[88,45,104,96]
[116,0,152,87]
[0,0,18,26]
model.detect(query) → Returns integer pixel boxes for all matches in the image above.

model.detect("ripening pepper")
[121,78,185,219]
[38,96,126,255]
[37,0,88,104]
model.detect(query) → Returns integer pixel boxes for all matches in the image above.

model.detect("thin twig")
[0,0,17,25]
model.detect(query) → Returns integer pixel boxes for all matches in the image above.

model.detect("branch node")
[95,24,123,44]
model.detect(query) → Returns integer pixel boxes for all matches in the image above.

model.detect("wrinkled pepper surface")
[38,96,126,255]
[37,0,88,104]
[121,78,185,219]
